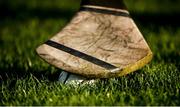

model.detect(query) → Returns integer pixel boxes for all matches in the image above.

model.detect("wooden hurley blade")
[36,6,153,78]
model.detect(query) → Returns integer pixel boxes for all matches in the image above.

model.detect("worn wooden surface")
[36,6,152,78]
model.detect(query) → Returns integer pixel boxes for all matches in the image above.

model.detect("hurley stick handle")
[81,0,127,9]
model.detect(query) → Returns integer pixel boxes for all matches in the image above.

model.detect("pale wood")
[36,7,153,78]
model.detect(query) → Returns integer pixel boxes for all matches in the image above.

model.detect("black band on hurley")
[81,0,127,10]
[45,40,118,70]
[80,7,130,17]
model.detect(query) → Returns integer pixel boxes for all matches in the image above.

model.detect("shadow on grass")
[0,60,60,85]
[152,51,180,70]
[131,12,180,29]
[0,3,76,22]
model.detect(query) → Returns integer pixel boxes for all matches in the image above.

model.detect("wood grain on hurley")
[36,7,153,78]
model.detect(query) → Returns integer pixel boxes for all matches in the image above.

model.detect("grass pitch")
[0,0,180,106]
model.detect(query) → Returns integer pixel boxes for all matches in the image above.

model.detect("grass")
[0,0,180,106]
